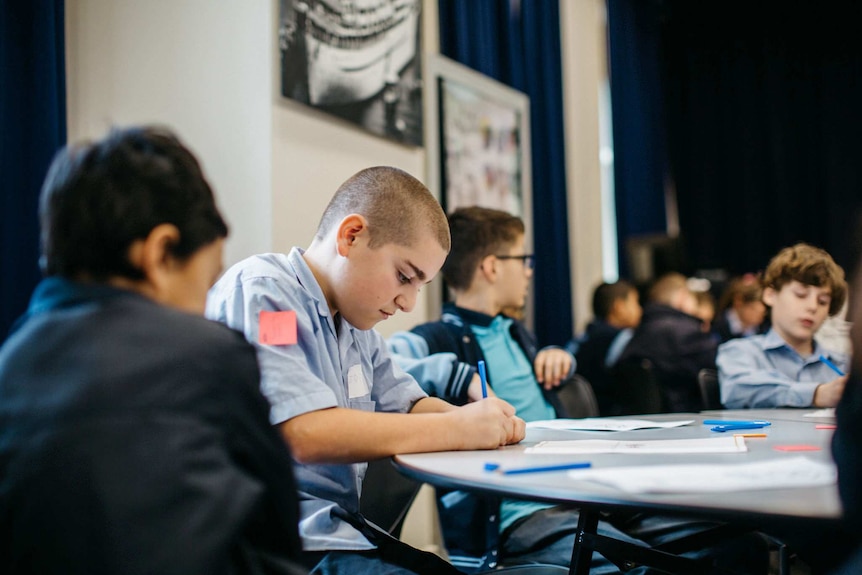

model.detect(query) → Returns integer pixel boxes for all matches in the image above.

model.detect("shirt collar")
[8,276,145,338]
[762,327,823,358]
[443,303,512,331]
[287,247,333,321]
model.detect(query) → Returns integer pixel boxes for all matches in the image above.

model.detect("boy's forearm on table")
[280,405,472,463]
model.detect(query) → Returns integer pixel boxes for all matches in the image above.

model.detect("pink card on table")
[773,445,821,452]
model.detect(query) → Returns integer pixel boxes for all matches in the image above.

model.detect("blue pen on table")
[820,354,846,377]
[702,420,771,426]
[711,423,770,433]
[478,360,488,399]
[484,461,592,475]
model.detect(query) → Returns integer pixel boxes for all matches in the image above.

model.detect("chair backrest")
[555,374,600,418]
[359,457,423,538]
[610,358,664,415]
[697,368,722,410]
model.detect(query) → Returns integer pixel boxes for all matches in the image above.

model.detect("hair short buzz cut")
[39,126,227,281]
[315,166,450,252]
[442,207,526,291]
[648,272,689,306]
[762,243,847,316]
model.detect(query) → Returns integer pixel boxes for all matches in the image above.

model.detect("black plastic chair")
[360,457,423,538]
[697,368,723,410]
[610,358,664,415]
[555,374,600,418]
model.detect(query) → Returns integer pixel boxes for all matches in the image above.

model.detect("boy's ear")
[478,254,497,282]
[131,224,181,285]
[762,286,777,307]
[335,214,369,256]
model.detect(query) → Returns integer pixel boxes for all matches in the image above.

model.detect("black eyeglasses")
[494,254,536,270]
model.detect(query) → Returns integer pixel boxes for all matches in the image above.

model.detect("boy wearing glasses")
[388,206,767,574]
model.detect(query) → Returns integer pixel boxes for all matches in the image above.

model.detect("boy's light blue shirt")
[206,247,427,552]
[716,328,848,409]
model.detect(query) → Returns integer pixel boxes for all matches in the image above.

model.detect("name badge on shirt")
[347,364,370,398]
[258,310,297,345]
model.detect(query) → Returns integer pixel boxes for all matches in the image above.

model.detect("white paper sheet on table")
[526,418,696,432]
[525,436,746,454]
[803,408,836,418]
[566,456,836,493]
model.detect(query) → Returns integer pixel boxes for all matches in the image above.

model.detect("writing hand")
[451,398,520,449]
[813,375,848,407]
[467,372,496,402]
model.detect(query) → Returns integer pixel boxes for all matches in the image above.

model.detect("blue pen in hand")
[820,355,846,377]
[478,360,489,399]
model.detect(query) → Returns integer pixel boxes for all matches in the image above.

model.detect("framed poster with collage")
[423,53,533,318]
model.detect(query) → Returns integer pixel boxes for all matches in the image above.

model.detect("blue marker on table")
[478,360,489,398]
[703,420,771,426]
[485,461,592,475]
[711,423,770,433]
[820,355,846,377]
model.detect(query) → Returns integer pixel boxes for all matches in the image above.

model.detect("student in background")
[693,287,716,333]
[0,127,305,574]
[389,207,768,575]
[206,168,524,575]
[618,272,718,412]
[712,274,767,343]
[568,280,642,415]
[717,243,848,409]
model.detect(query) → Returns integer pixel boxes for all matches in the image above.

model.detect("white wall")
[65,0,273,268]
[561,0,608,334]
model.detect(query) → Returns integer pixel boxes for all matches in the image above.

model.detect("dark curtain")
[438,0,573,346]
[610,0,862,276]
[1,0,66,340]
[607,0,669,278]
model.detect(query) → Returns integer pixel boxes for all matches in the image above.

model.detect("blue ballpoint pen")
[703,420,771,426]
[478,360,488,398]
[485,461,593,475]
[711,423,770,432]
[820,355,846,377]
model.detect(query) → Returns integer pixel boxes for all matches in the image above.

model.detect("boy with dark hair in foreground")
[0,126,305,575]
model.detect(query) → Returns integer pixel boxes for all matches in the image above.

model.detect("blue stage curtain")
[606,0,669,279]
[438,0,573,346]
[0,0,66,340]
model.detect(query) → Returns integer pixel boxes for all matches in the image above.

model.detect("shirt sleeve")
[208,275,339,423]
[716,338,820,408]
[366,329,428,412]
[386,330,475,404]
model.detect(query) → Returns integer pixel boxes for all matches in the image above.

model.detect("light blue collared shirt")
[716,328,848,408]
[206,248,427,551]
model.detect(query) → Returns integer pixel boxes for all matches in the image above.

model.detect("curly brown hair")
[761,243,847,316]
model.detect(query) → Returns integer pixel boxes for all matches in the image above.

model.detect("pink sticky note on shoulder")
[773,445,821,452]
[258,310,297,345]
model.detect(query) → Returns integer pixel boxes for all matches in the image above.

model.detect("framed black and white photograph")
[279,0,424,146]
[424,54,532,224]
